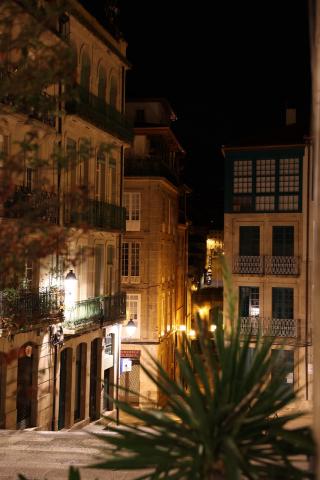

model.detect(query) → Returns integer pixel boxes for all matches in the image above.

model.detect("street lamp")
[64,269,77,310]
[126,319,137,337]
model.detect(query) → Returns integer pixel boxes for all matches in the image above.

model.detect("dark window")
[239,226,260,256]
[272,288,293,319]
[272,226,294,256]
[239,287,259,317]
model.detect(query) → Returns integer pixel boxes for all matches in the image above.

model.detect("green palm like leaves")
[92,263,315,479]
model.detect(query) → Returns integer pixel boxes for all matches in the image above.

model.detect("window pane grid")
[278,195,299,211]
[121,243,129,277]
[255,196,275,211]
[131,243,140,277]
[233,160,252,193]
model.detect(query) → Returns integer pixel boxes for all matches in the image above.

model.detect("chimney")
[286,108,296,126]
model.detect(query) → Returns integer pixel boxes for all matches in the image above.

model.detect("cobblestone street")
[0,423,145,480]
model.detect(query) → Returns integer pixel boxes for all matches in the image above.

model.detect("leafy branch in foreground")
[88,260,315,480]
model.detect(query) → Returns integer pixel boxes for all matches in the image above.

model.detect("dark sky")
[86,0,311,228]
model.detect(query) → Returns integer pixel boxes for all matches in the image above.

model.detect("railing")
[64,197,125,231]
[0,288,61,322]
[63,292,126,332]
[233,256,264,274]
[63,297,102,330]
[265,256,299,275]
[0,78,56,128]
[240,316,298,338]
[124,156,179,186]
[4,186,59,224]
[102,292,126,324]
[66,84,133,143]
[233,256,300,276]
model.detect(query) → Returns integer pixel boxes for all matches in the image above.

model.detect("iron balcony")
[63,292,126,334]
[0,288,62,335]
[233,255,299,276]
[66,85,133,143]
[239,316,298,338]
[64,197,126,232]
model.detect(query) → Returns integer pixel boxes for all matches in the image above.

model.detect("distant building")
[120,98,190,405]
[223,123,311,410]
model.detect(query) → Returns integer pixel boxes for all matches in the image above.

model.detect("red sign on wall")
[121,350,141,359]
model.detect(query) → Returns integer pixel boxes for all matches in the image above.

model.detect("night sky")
[85,0,311,228]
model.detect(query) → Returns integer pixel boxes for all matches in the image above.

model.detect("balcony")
[265,256,299,275]
[66,85,133,143]
[240,316,298,338]
[233,256,299,276]
[63,292,126,334]
[64,198,125,232]
[233,256,264,275]
[124,156,179,186]
[0,79,56,128]
[0,288,62,336]
[4,186,59,224]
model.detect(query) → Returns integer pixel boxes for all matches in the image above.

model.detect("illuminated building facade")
[223,137,311,410]
[120,99,190,405]
[0,1,130,429]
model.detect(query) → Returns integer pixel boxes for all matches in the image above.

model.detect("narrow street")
[0,423,146,480]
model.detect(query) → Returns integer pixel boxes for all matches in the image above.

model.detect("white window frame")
[121,241,140,284]
[124,293,141,339]
[124,192,141,231]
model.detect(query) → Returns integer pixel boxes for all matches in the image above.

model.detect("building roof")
[126,98,177,121]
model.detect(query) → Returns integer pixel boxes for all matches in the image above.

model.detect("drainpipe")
[305,137,312,401]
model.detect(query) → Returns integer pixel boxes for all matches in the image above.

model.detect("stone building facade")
[120,99,190,406]
[223,140,311,410]
[0,0,130,430]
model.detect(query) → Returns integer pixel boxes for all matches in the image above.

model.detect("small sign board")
[120,358,132,373]
[121,350,141,359]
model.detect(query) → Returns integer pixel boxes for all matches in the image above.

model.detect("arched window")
[110,76,117,108]
[97,66,106,108]
[80,51,90,101]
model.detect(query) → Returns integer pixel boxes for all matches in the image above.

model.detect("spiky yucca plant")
[90,264,315,479]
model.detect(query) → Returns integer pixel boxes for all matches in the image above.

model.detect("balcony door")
[272,288,295,337]
[239,226,260,256]
[17,344,36,429]
[272,227,294,256]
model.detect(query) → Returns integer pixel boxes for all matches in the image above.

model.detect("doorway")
[58,348,72,430]
[16,344,36,429]
[90,338,101,420]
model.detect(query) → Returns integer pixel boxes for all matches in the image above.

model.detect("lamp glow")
[209,324,217,332]
[126,319,137,337]
[188,329,196,339]
[64,269,77,310]
[179,325,186,332]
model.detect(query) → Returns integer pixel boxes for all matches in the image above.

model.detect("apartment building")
[119,99,190,406]
[0,0,131,430]
[223,132,311,410]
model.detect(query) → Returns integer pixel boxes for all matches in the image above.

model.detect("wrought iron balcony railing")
[3,186,59,224]
[66,85,133,143]
[265,256,299,275]
[233,256,300,276]
[63,292,126,333]
[102,292,126,324]
[240,316,298,338]
[233,256,264,275]
[64,197,125,232]
[0,288,61,327]
[124,156,179,186]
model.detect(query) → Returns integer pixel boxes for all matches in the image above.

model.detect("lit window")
[278,195,299,211]
[256,159,275,193]
[125,293,141,339]
[255,196,275,211]
[279,158,299,192]
[233,160,252,193]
